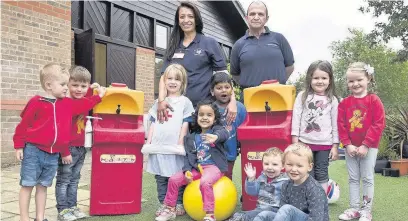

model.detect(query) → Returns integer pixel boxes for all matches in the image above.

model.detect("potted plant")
[374,135,398,173]
[386,107,408,176]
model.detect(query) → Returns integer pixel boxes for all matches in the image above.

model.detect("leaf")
[360,1,408,61]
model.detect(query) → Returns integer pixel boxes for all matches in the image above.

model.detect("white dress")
[145,96,194,177]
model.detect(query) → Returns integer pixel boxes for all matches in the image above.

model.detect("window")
[155,57,164,99]
[156,24,168,49]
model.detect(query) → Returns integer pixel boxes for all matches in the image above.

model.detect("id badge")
[173,52,185,59]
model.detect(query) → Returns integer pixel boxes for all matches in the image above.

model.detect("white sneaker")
[156,204,166,216]
[155,208,176,221]
[339,208,360,220]
[71,206,88,219]
[57,209,77,221]
[359,210,372,221]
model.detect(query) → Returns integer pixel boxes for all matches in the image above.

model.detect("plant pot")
[403,144,408,158]
[375,159,390,173]
[390,159,408,176]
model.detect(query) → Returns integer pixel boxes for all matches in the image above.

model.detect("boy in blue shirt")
[210,71,247,179]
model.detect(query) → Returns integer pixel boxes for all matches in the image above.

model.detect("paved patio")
[1,152,94,221]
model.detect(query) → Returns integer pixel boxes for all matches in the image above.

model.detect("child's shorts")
[20,143,59,187]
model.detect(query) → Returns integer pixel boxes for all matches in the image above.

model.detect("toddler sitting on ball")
[156,100,229,221]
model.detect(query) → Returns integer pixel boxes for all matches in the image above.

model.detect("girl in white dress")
[142,64,194,216]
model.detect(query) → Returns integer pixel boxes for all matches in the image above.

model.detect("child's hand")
[357,145,369,158]
[62,155,72,164]
[90,82,101,89]
[244,163,256,181]
[346,145,358,157]
[329,146,339,161]
[96,86,106,98]
[291,136,299,144]
[198,164,204,174]
[177,139,184,146]
[15,149,23,161]
[201,134,218,145]
[185,171,193,183]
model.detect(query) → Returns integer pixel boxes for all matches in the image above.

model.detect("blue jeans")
[20,143,59,187]
[253,210,277,221]
[232,207,277,221]
[55,147,87,212]
[273,204,308,221]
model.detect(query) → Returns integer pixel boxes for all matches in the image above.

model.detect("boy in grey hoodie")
[229,148,289,221]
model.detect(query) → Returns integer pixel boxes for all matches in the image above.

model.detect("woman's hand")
[157,100,174,123]
[226,98,237,125]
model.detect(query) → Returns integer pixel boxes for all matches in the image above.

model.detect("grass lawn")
[83,159,408,221]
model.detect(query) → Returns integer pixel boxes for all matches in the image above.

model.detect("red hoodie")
[337,94,385,148]
[13,95,101,157]
[70,88,93,147]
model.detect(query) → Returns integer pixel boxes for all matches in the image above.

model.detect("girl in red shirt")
[337,62,385,221]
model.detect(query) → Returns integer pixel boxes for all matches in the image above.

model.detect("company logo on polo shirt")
[267,43,279,47]
[194,48,203,55]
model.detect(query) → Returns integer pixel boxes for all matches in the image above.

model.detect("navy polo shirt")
[161,33,227,106]
[230,27,294,87]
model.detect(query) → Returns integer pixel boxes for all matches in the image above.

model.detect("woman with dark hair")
[157,1,237,125]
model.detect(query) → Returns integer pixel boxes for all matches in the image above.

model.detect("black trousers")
[155,175,185,204]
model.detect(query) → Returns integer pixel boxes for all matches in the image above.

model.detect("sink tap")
[116,105,121,114]
[265,101,271,112]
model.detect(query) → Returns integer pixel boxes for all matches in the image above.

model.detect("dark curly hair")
[191,99,222,133]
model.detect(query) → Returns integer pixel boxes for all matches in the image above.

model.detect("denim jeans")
[273,204,308,221]
[234,207,277,221]
[253,210,277,221]
[55,147,87,212]
[20,143,59,187]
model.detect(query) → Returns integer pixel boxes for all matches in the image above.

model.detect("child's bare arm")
[146,122,155,144]
[178,122,189,145]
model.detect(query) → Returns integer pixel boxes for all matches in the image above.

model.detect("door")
[107,44,135,89]
[75,29,95,77]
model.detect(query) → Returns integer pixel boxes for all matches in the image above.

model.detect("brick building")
[0,1,247,166]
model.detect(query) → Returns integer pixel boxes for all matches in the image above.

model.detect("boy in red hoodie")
[13,63,106,221]
[55,66,100,221]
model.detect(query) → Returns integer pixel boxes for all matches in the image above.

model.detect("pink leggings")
[164,164,223,212]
